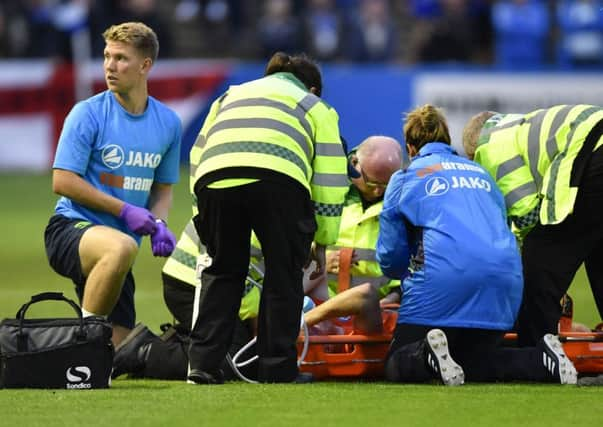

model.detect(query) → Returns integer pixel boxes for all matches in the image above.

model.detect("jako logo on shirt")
[65,366,92,389]
[102,144,125,169]
[102,144,162,170]
[425,177,450,196]
[450,176,491,192]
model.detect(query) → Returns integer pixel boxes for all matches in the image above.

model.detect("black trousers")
[162,272,196,332]
[189,180,315,382]
[143,274,256,380]
[385,324,550,383]
[518,143,603,346]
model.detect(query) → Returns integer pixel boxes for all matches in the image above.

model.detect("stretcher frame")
[296,250,603,379]
[296,317,603,380]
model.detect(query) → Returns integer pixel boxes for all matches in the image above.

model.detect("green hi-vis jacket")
[189,72,348,246]
[326,186,400,299]
[161,219,260,321]
[474,104,603,231]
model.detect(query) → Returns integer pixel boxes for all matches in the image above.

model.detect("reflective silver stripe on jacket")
[218,96,316,148]
[249,246,263,259]
[315,142,345,157]
[312,172,350,188]
[505,181,538,207]
[496,155,525,181]
[206,118,312,164]
[193,133,206,150]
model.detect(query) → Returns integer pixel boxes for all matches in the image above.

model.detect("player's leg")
[79,225,138,315]
[304,283,382,334]
[45,215,138,345]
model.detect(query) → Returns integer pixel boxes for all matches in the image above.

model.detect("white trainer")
[426,329,465,386]
[542,334,578,385]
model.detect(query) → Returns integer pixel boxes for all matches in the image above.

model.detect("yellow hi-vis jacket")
[189,72,348,245]
[162,219,260,321]
[326,186,400,298]
[474,104,603,232]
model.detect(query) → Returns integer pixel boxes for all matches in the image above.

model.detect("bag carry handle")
[15,292,86,351]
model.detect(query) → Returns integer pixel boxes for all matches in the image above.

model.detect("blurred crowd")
[0,0,601,68]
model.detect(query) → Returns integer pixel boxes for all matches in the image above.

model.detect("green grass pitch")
[0,171,601,427]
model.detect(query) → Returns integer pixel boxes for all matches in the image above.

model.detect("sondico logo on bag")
[65,366,92,389]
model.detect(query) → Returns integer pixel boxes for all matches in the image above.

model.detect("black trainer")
[541,334,577,385]
[111,323,158,379]
[425,329,465,386]
[187,368,225,385]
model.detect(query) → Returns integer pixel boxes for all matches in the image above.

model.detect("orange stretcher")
[296,286,603,379]
[295,248,603,379]
[296,247,396,380]
[297,308,397,380]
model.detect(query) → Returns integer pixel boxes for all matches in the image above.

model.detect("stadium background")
[1,0,602,171]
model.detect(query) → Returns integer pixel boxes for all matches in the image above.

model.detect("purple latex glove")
[119,203,157,236]
[151,220,176,257]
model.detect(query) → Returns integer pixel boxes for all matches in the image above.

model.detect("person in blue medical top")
[377,104,577,386]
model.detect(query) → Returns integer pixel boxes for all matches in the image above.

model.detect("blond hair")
[103,22,159,62]
[403,104,451,150]
[462,111,496,159]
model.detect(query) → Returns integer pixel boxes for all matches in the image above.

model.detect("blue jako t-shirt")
[53,90,182,243]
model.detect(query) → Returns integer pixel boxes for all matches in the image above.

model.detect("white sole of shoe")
[427,329,465,386]
[543,334,578,385]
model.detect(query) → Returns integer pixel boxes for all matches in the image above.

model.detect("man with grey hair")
[304,135,404,334]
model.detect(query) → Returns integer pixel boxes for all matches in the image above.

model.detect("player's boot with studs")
[425,329,465,386]
[541,334,577,385]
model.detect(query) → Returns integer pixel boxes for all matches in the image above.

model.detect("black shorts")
[44,214,135,329]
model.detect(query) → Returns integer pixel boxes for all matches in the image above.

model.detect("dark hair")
[265,52,322,97]
[403,104,451,150]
